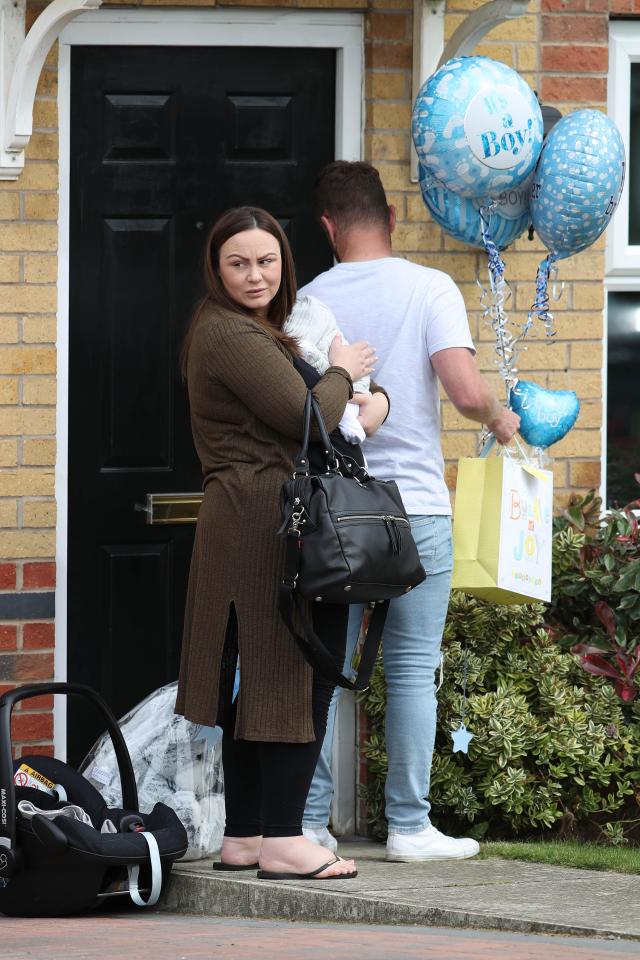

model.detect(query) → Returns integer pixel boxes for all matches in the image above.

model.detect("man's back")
[300,256,474,515]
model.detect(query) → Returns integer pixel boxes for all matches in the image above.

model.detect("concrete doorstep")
[160,839,640,941]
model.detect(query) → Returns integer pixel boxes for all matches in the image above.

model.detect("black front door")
[68,46,336,763]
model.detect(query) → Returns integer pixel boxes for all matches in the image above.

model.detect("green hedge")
[359,592,640,844]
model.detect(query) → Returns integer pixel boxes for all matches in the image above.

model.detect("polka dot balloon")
[530,109,625,260]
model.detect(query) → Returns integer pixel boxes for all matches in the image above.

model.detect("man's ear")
[320,213,337,248]
[388,204,396,235]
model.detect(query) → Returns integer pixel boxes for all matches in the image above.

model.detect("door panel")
[68,46,336,763]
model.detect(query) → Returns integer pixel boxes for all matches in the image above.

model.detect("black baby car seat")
[0,683,188,917]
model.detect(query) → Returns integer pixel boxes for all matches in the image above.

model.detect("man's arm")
[431,347,520,444]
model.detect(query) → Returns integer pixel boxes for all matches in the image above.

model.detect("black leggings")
[219,604,348,838]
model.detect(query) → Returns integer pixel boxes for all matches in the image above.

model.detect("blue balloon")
[412,56,543,199]
[419,163,530,250]
[510,380,580,449]
[530,109,625,260]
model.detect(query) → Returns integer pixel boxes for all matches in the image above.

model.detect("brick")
[36,71,58,98]
[23,500,56,527]
[0,347,56,375]
[0,626,17,651]
[547,370,601,398]
[22,439,56,466]
[541,44,608,72]
[551,428,601,457]
[0,377,19,403]
[0,470,54,496]
[366,43,413,70]
[516,45,538,73]
[0,193,20,220]
[11,712,53,741]
[23,622,55,650]
[0,500,17,526]
[542,0,588,9]
[367,133,409,161]
[23,193,58,222]
[489,15,538,41]
[540,76,606,103]
[441,432,480,459]
[19,744,54,757]
[411,253,479,281]
[475,43,515,67]
[569,459,601,487]
[17,693,53,711]
[0,284,57,313]
[0,256,20,283]
[571,341,602,368]
[376,163,413,191]
[23,562,55,589]
[23,255,57,283]
[32,100,58,130]
[25,132,58,162]
[393,223,440,252]
[0,530,56,558]
[0,408,56,435]
[367,13,408,41]
[551,311,603,339]
[0,563,16,589]
[3,652,54,681]
[556,252,603,280]
[1,163,58,192]
[0,224,57,252]
[542,14,607,42]
[368,101,411,130]
[0,440,18,466]
[571,284,604,310]
[23,376,56,405]
[369,72,407,100]
[575,400,601,428]
[22,316,57,344]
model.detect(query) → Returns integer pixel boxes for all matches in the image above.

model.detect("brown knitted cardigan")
[175,305,355,742]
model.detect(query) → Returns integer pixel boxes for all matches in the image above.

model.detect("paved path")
[1,914,636,960]
[165,840,640,940]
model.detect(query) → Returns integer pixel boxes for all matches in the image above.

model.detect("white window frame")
[607,21,640,275]
[55,9,364,796]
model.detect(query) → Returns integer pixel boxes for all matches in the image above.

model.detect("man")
[299,161,520,862]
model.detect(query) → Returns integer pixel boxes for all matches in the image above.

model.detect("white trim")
[607,21,640,275]
[55,7,364,761]
[410,0,445,182]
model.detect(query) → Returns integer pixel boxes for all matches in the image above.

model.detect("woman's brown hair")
[181,206,299,378]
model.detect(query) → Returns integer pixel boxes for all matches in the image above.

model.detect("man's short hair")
[314,161,390,231]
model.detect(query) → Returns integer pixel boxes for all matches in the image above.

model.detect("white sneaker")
[386,824,480,862]
[301,825,338,854]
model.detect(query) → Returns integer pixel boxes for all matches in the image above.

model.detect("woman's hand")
[351,392,389,437]
[329,335,377,383]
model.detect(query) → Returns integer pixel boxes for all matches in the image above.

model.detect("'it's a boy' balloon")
[412,56,543,199]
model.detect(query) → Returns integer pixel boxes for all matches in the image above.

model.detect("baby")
[284,294,370,443]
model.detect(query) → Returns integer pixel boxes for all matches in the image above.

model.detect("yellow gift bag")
[452,455,553,604]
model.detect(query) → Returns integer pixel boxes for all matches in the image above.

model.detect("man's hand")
[488,406,521,444]
[352,392,389,437]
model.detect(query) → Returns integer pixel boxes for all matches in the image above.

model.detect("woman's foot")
[259,835,356,878]
[218,834,262,867]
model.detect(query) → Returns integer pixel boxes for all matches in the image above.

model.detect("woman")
[175,207,389,880]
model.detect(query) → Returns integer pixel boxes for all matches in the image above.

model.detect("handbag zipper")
[336,514,409,555]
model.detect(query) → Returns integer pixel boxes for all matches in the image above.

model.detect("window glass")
[607,292,640,506]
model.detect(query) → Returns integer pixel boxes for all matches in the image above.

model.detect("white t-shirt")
[299,257,475,515]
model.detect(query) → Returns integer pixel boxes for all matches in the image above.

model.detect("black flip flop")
[257,856,357,881]
[213,861,259,872]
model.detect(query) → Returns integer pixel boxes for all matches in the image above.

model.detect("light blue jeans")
[302,515,453,834]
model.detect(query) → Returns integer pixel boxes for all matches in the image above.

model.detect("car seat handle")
[0,683,139,871]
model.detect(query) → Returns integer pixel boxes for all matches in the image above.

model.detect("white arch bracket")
[1,0,102,179]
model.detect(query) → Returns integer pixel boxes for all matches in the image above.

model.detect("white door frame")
[54,7,364,798]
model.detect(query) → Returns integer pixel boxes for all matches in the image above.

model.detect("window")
[606,292,640,506]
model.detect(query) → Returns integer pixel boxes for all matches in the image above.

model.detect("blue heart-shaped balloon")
[509,380,580,449]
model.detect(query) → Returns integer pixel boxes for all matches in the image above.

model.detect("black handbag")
[278,391,426,690]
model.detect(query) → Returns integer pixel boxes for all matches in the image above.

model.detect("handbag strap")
[294,390,341,477]
[279,530,388,690]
